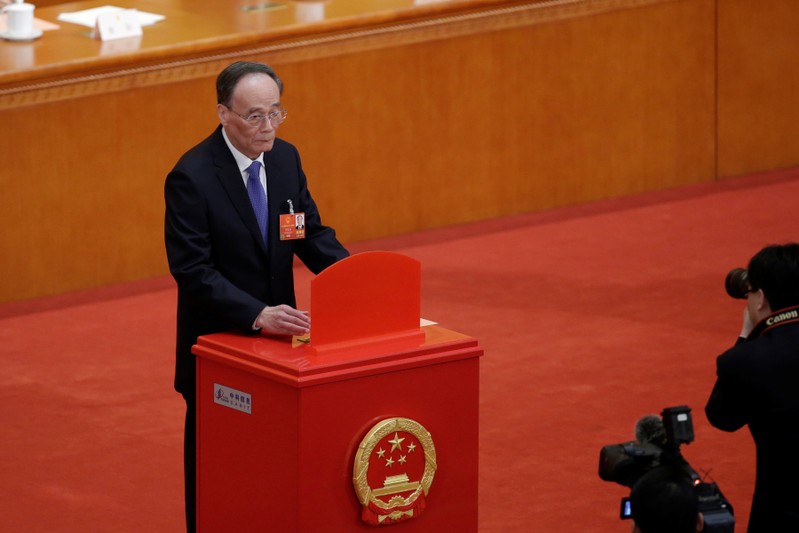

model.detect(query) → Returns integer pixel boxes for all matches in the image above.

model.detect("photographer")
[629,466,704,533]
[705,243,799,532]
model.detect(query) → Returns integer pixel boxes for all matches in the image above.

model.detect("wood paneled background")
[1,0,797,302]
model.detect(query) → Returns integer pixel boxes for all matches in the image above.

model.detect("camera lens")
[725,268,749,299]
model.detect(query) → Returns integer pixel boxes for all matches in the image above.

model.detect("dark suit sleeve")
[705,344,751,432]
[165,168,265,329]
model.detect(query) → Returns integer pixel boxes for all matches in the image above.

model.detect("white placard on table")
[92,9,141,41]
[57,5,164,41]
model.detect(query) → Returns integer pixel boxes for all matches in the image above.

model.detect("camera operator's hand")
[739,307,755,339]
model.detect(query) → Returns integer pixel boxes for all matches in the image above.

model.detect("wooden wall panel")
[0,0,734,303]
[0,78,219,300]
[274,0,716,242]
[716,0,799,177]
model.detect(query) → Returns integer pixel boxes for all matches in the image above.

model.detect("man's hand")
[739,307,755,339]
[255,305,310,336]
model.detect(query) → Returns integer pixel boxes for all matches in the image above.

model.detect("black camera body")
[598,406,735,532]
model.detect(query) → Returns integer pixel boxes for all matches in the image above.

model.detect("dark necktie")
[246,161,268,245]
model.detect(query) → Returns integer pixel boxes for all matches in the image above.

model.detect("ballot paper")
[57,5,165,28]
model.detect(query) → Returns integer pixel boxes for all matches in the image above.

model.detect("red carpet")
[2,167,798,531]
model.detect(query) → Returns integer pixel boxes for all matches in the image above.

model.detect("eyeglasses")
[230,107,288,127]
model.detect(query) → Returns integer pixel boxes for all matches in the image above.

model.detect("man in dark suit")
[164,61,349,532]
[705,243,799,532]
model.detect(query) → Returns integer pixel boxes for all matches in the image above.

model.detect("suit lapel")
[210,128,269,255]
[264,147,286,239]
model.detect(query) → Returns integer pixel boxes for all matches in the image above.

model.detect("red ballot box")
[193,252,482,532]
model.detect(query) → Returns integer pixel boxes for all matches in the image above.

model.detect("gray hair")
[216,61,284,106]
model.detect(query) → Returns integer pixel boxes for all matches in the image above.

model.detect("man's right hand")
[739,307,755,339]
[254,305,310,336]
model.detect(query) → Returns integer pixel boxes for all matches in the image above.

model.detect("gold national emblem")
[352,417,437,526]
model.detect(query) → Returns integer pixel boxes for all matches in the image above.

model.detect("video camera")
[598,406,735,532]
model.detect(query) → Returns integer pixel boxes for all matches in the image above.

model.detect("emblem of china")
[352,417,437,526]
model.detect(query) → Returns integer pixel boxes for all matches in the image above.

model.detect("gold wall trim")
[0,0,673,109]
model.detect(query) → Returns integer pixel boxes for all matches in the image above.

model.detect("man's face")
[217,73,281,159]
